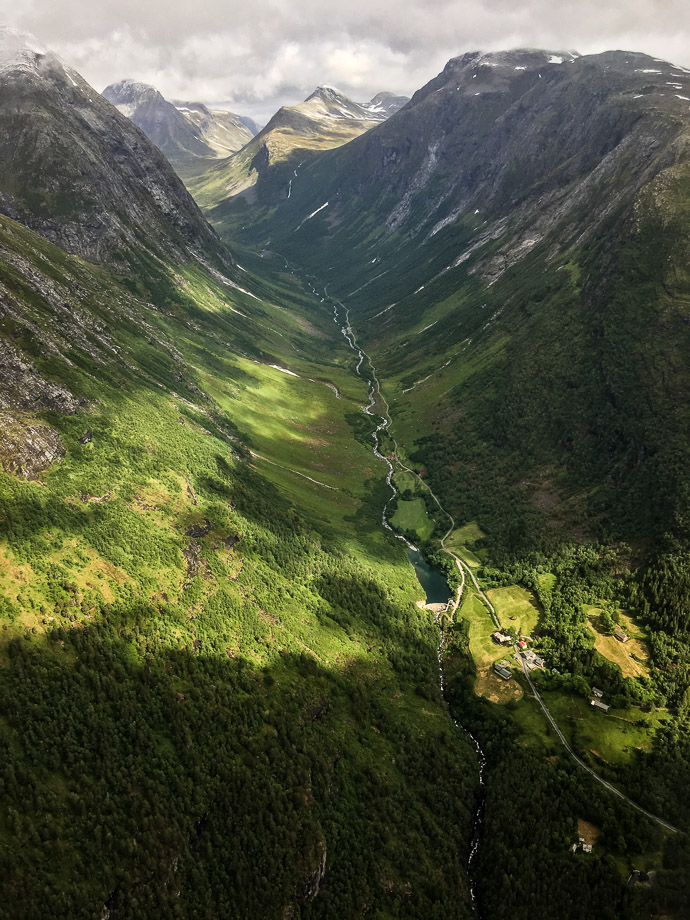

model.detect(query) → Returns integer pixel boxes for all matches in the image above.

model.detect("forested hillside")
[195,48,690,918]
[0,31,480,918]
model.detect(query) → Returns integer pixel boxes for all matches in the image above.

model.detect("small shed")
[592,688,603,699]
[591,699,610,713]
[614,629,630,643]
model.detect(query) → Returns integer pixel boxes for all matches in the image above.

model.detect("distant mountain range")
[102,79,260,178]
[103,79,408,192]
[188,84,409,207]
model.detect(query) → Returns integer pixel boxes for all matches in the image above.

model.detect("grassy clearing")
[458,590,524,702]
[445,521,486,566]
[510,693,560,750]
[540,692,671,768]
[474,665,524,704]
[392,469,421,494]
[452,521,485,544]
[390,497,435,542]
[577,818,600,847]
[488,585,540,636]
[585,608,650,679]
[460,592,504,669]
[538,572,556,592]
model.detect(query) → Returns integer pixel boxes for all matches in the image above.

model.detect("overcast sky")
[4,0,690,120]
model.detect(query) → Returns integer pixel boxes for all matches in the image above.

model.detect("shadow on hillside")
[0,611,477,920]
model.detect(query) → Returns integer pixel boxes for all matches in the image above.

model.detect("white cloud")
[2,0,690,119]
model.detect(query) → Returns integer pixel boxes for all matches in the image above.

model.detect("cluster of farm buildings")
[490,631,613,714]
[570,837,593,855]
[491,631,547,680]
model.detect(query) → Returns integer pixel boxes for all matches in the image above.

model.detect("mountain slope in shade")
[188,84,409,207]
[0,29,226,266]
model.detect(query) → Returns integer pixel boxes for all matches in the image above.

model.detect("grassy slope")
[0,221,478,918]
[189,68,690,914]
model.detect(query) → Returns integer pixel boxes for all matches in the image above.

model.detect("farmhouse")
[494,664,512,680]
[592,688,603,699]
[614,629,630,643]
[520,649,546,671]
[591,699,610,713]
[492,631,511,645]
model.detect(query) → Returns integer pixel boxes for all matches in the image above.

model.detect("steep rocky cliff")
[0,29,228,267]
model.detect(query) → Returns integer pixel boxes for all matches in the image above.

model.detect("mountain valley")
[1,26,690,920]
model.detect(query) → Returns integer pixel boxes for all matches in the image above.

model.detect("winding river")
[326,291,488,913]
[281,257,678,905]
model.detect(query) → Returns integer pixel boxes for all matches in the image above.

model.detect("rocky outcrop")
[0,338,85,479]
[301,838,327,904]
[0,339,87,414]
[0,411,64,479]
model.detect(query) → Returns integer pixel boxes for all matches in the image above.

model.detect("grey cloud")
[2,0,690,119]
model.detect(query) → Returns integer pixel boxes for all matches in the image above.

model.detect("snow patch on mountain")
[0,28,47,74]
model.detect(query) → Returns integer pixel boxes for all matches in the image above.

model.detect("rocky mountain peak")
[308,84,346,101]
[0,26,82,87]
[364,91,410,115]
[103,78,164,105]
[0,27,48,74]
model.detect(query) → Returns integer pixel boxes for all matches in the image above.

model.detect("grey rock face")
[103,80,215,161]
[0,412,65,479]
[0,29,230,267]
[103,81,258,178]
[0,339,86,414]
[301,839,327,904]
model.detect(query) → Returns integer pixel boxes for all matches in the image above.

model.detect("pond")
[406,545,451,605]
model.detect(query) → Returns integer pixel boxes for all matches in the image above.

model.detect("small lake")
[406,546,451,605]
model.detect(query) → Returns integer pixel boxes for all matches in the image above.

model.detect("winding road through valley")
[321,284,682,838]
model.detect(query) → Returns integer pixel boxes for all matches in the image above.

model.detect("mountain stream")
[326,289,488,914]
